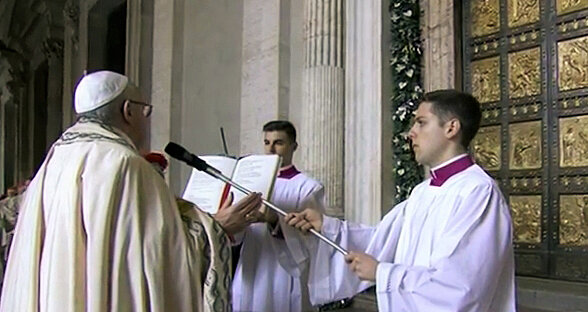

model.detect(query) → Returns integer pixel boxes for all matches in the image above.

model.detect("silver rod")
[219,127,229,156]
[208,168,349,256]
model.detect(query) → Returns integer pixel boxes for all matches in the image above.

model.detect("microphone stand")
[201,166,349,256]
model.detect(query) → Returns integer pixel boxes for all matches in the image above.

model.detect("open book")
[181,154,281,214]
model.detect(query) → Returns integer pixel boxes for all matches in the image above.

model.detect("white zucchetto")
[74,70,128,114]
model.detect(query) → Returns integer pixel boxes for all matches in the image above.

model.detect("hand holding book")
[213,192,263,235]
[182,154,281,215]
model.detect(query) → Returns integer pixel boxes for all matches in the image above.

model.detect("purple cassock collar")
[429,155,474,187]
[278,165,301,179]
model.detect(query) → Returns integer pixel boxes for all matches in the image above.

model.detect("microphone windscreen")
[164,142,209,171]
[165,142,189,161]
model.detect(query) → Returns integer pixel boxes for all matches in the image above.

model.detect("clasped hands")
[284,209,379,282]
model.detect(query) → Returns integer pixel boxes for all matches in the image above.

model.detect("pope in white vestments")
[287,90,516,311]
[0,71,261,312]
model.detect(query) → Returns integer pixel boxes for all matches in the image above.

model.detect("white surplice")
[0,120,223,312]
[232,168,324,312]
[309,164,516,311]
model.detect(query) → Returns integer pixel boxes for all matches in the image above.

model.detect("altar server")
[287,90,516,311]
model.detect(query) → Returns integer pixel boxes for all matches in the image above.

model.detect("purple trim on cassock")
[430,155,474,187]
[278,165,301,179]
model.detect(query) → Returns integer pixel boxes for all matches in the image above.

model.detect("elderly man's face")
[124,86,151,153]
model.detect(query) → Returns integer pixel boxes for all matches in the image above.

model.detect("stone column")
[344,0,393,225]
[127,0,142,84]
[42,38,64,146]
[62,0,79,129]
[300,0,345,217]
[240,0,290,155]
[0,55,25,191]
[151,0,181,190]
[420,0,456,91]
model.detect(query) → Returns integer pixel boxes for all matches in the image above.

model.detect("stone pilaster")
[0,54,25,191]
[344,0,393,225]
[127,0,141,84]
[240,0,290,155]
[300,0,345,216]
[150,0,178,188]
[42,38,64,146]
[420,0,456,91]
[62,0,79,129]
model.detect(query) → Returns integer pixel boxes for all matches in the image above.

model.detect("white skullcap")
[74,70,129,114]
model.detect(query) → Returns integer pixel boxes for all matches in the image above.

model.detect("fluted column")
[301,0,345,217]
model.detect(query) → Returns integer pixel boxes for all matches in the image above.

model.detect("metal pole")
[209,168,349,256]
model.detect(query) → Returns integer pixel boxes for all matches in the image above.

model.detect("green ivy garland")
[390,0,424,202]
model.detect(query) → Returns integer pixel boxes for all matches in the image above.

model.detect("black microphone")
[165,142,218,174]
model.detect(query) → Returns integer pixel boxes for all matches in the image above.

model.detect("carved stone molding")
[64,0,80,25]
[64,0,80,48]
[42,38,64,59]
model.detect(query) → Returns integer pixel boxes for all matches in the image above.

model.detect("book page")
[230,155,281,210]
[182,155,237,214]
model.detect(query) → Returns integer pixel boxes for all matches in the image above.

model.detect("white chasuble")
[1,120,229,312]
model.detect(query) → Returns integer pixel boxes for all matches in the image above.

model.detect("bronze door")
[463,0,588,281]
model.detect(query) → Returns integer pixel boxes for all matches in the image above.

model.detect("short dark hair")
[422,89,482,148]
[263,120,297,142]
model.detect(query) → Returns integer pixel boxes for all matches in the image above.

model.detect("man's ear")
[293,142,298,151]
[121,100,133,124]
[445,118,461,140]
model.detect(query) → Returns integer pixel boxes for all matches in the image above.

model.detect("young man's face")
[263,130,297,167]
[408,101,451,168]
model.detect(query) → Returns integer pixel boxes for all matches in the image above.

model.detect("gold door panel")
[510,195,542,244]
[509,47,541,98]
[557,0,588,15]
[472,0,500,37]
[509,121,542,170]
[463,0,588,282]
[559,115,588,168]
[559,195,588,246]
[558,36,588,92]
[472,125,502,171]
[472,56,501,103]
[508,0,540,28]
